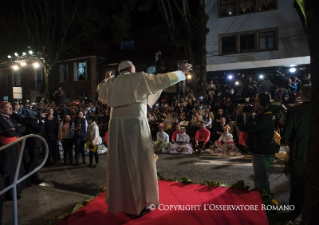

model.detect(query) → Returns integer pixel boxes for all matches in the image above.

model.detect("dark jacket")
[74,118,86,142]
[283,101,310,163]
[237,110,276,156]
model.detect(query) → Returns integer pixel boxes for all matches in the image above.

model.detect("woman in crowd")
[0,101,26,200]
[58,114,75,165]
[168,127,192,154]
[203,112,212,131]
[87,117,101,168]
[190,111,202,137]
[163,112,174,133]
[74,111,87,166]
[44,108,59,166]
[153,123,170,153]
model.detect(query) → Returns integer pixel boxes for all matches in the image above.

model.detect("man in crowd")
[236,93,276,193]
[259,77,273,93]
[213,116,227,141]
[194,122,212,152]
[283,85,311,220]
[97,61,192,217]
[274,86,289,103]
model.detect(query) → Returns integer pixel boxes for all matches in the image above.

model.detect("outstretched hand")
[105,71,115,79]
[180,63,193,74]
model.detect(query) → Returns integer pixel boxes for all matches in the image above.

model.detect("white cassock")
[97,70,185,215]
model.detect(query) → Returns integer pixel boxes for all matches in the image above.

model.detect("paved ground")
[2,148,292,225]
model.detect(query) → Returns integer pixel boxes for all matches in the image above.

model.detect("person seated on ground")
[178,112,189,127]
[171,124,181,143]
[163,112,174,133]
[202,112,212,131]
[172,112,179,124]
[236,131,248,152]
[212,116,227,141]
[206,125,241,156]
[168,127,193,154]
[213,108,228,125]
[190,111,203,137]
[194,122,212,153]
[153,123,170,153]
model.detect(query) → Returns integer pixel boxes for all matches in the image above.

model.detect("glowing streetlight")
[235,81,239,85]
[259,75,264,79]
[22,52,27,56]
[28,50,33,55]
[289,68,296,73]
[228,75,233,80]
[7,55,11,59]
[33,62,40,68]
[20,61,27,67]
[187,74,192,79]
[14,52,19,56]
[12,65,19,70]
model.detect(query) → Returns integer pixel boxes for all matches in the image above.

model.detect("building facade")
[205,0,309,78]
[0,61,44,103]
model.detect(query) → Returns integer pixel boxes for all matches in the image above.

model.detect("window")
[79,91,87,99]
[221,36,237,54]
[219,28,277,55]
[219,0,235,17]
[120,40,134,50]
[259,31,275,50]
[146,66,156,74]
[59,64,68,82]
[73,61,87,81]
[240,33,255,52]
[238,0,255,14]
[0,72,8,87]
[34,68,43,89]
[12,71,21,86]
[3,96,8,101]
[218,0,277,17]
[259,0,276,11]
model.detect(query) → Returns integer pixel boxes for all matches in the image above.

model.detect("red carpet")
[59,180,268,225]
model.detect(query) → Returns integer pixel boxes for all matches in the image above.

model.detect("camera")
[233,98,254,112]
[237,104,254,112]
[18,106,43,118]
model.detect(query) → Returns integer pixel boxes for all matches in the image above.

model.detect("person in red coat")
[171,124,181,143]
[236,131,248,152]
[194,122,212,152]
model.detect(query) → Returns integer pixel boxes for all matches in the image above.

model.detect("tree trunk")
[197,0,209,95]
[302,2,319,223]
[294,0,319,224]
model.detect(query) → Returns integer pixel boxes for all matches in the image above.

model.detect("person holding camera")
[0,102,26,199]
[16,111,46,186]
[236,93,276,193]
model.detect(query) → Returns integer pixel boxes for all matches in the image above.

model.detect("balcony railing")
[0,134,49,225]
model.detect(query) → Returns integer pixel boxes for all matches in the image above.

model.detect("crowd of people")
[0,68,312,222]
[148,72,311,155]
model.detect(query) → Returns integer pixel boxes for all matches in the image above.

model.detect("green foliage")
[180,177,193,184]
[157,171,165,180]
[229,180,250,190]
[296,0,307,23]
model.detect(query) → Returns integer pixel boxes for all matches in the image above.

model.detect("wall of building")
[205,0,309,66]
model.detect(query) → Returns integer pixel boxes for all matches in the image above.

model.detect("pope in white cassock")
[97,60,192,217]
